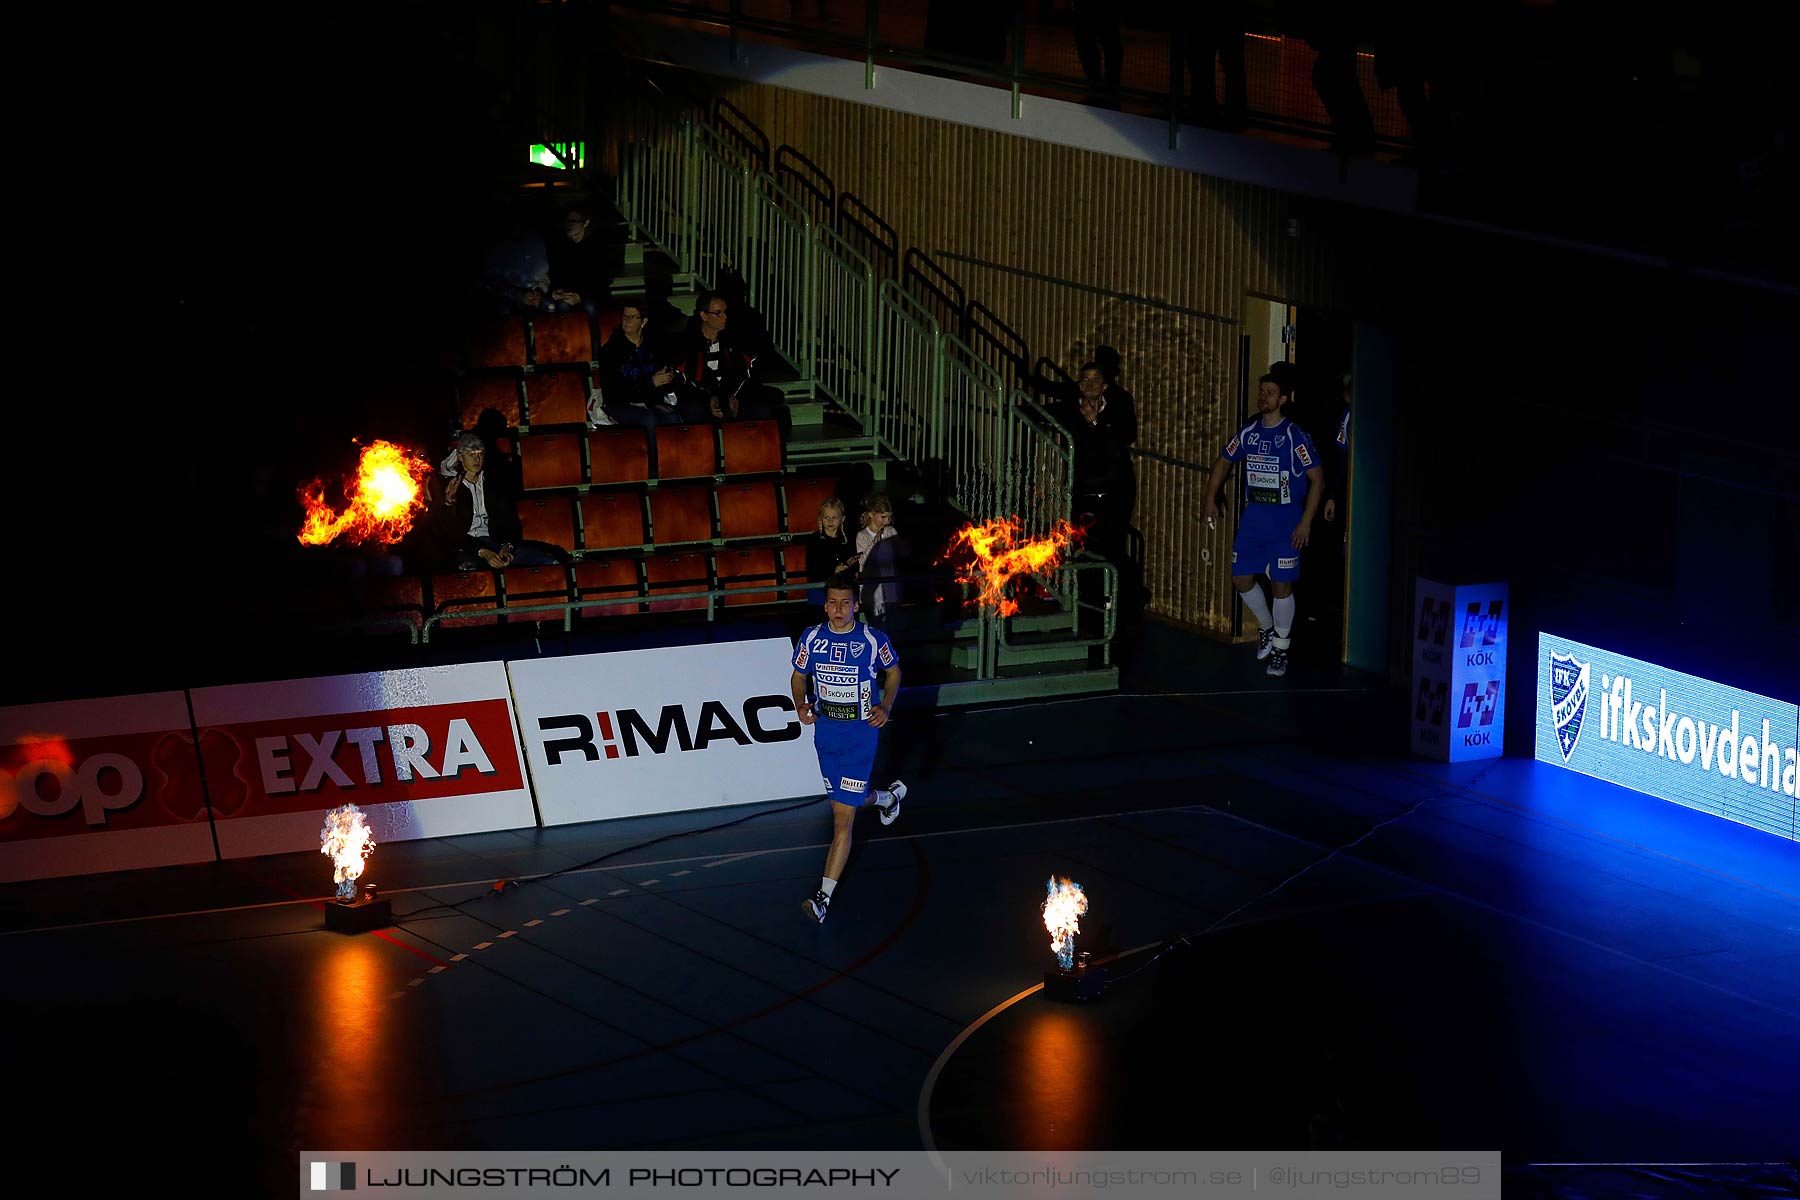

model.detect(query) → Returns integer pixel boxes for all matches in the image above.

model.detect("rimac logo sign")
[1536,633,1799,843]
[538,697,800,765]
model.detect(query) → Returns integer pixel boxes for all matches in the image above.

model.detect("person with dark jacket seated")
[667,294,777,423]
[803,495,858,602]
[595,302,681,430]
[546,209,620,311]
[437,432,561,570]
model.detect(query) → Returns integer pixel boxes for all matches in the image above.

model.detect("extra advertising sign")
[509,639,823,826]
[1536,632,1799,842]
[188,663,536,860]
[0,691,220,882]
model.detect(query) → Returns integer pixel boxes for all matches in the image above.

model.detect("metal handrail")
[421,585,812,643]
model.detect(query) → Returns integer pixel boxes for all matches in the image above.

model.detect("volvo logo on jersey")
[508,640,828,826]
[1535,633,1798,844]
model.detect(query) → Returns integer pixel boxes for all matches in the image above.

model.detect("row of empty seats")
[518,476,838,554]
[508,422,783,490]
[463,308,626,370]
[323,548,818,634]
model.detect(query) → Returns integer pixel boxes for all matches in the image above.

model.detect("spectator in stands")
[806,497,858,583]
[1072,0,1124,107]
[471,408,522,496]
[1041,358,1137,529]
[1175,2,1248,129]
[480,230,574,315]
[804,496,858,605]
[668,294,777,422]
[437,432,560,570]
[1035,354,1137,454]
[1057,380,1131,564]
[1290,2,1377,153]
[595,302,682,431]
[856,493,902,621]
[546,209,618,310]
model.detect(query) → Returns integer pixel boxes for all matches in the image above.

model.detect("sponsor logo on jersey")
[1295,442,1313,468]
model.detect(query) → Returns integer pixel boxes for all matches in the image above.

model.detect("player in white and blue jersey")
[1202,373,1325,677]
[790,576,906,924]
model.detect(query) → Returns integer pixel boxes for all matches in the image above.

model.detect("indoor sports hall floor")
[4,626,1796,1196]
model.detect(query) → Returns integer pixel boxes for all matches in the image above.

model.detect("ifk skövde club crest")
[1549,651,1591,762]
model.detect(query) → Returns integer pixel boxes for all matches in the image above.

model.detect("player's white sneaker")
[803,890,830,923]
[1256,626,1275,660]
[877,780,906,826]
[1266,647,1289,678]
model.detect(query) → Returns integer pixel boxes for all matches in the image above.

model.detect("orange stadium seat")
[530,311,595,365]
[720,420,782,476]
[364,575,425,635]
[430,571,500,629]
[464,317,528,369]
[587,427,650,486]
[580,491,647,552]
[648,484,713,545]
[523,369,588,426]
[592,305,624,349]
[575,558,642,618]
[645,553,711,613]
[518,432,583,490]
[654,424,717,480]
[458,375,522,428]
[778,543,812,601]
[717,481,780,540]
[517,496,578,551]
[717,549,779,607]
[503,565,572,625]
[782,475,840,535]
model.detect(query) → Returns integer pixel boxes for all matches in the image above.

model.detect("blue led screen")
[1536,633,1799,842]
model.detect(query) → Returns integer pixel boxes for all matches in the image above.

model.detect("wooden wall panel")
[647,83,1370,634]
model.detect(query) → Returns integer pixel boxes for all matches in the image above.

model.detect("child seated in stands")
[805,497,858,603]
[855,493,901,620]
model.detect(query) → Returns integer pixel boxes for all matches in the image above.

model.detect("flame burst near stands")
[297,440,432,547]
[943,517,1080,617]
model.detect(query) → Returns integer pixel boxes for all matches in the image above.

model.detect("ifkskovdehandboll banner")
[1536,632,1799,842]
[508,638,824,826]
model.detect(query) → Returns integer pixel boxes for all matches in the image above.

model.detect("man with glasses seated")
[667,293,777,423]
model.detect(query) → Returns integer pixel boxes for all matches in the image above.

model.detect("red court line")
[264,877,451,968]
